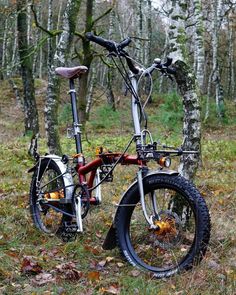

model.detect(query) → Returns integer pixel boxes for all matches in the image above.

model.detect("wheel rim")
[35,167,64,234]
[127,186,196,272]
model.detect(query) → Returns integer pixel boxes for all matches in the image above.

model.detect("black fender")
[102,169,179,250]
[28,162,39,173]
[28,155,74,201]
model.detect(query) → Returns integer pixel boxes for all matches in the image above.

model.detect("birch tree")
[106,9,116,111]
[206,0,225,120]
[76,0,112,124]
[168,0,201,180]
[193,0,205,92]
[45,0,82,154]
[17,0,39,136]
[228,9,235,102]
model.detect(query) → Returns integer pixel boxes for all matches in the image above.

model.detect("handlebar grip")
[85,32,116,52]
[118,37,132,50]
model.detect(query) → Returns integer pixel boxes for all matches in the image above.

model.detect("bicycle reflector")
[159,157,171,168]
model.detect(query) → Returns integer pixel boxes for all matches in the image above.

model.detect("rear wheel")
[30,159,72,234]
[115,174,210,278]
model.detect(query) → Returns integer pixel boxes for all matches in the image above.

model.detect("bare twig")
[31,4,61,37]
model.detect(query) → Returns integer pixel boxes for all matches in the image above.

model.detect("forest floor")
[0,80,235,295]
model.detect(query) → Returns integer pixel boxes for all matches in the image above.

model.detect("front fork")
[137,168,160,228]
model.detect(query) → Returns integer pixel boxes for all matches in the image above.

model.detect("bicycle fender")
[102,170,179,250]
[28,155,74,200]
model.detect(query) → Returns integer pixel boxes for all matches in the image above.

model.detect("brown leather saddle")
[55,65,88,79]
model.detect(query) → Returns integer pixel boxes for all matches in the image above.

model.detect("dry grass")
[0,81,235,294]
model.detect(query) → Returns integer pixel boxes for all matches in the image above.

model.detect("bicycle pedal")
[64,223,78,233]
[58,223,78,242]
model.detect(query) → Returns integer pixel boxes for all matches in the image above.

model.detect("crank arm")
[75,196,83,232]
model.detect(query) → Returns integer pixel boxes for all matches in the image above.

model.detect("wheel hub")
[150,210,183,249]
[153,218,177,236]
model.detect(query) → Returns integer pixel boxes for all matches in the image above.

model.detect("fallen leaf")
[21,256,42,275]
[87,271,100,281]
[31,272,55,286]
[6,250,20,260]
[116,262,124,268]
[101,285,120,294]
[171,284,176,290]
[130,269,141,277]
[84,245,100,255]
[106,256,114,263]
[55,262,82,281]
[98,260,107,267]
[96,232,102,238]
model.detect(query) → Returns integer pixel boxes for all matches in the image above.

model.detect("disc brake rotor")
[151,210,183,250]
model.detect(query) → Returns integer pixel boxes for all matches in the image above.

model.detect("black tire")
[30,158,72,234]
[115,174,211,278]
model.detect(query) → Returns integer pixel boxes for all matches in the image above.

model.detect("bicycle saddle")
[55,65,88,79]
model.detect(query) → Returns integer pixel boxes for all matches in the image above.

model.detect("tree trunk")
[106,9,115,111]
[207,0,225,119]
[17,0,39,136]
[106,69,116,111]
[45,0,81,154]
[194,0,205,92]
[228,14,235,101]
[1,17,9,80]
[169,0,201,180]
[213,0,224,118]
[137,0,143,62]
[86,67,96,119]
[174,61,201,180]
[78,0,93,125]
[33,2,43,78]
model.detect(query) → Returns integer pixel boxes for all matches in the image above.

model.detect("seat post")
[69,78,82,154]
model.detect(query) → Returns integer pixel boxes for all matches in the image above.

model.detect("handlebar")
[144,57,176,76]
[86,32,176,76]
[86,32,139,74]
[86,32,132,52]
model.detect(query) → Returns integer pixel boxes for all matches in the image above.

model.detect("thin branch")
[99,55,116,69]
[74,31,85,40]
[31,4,61,37]
[92,7,113,27]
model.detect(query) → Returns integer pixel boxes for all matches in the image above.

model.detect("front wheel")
[115,174,211,278]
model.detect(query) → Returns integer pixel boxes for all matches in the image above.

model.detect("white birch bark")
[9,15,22,107]
[193,0,205,92]
[86,67,96,117]
[47,0,53,70]
[45,0,81,154]
[56,0,63,45]
[206,0,224,119]
[106,9,116,110]
[147,0,152,65]
[228,12,235,102]
[137,0,143,61]
[213,0,224,118]
[33,3,43,78]
[169,0,201,180]
[2,17,9,79]
[27,0,31,45]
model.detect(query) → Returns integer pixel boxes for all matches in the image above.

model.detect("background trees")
[0,0,236,174]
